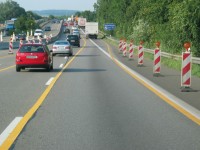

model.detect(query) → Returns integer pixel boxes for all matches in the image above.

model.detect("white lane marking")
[45,77,54,85]
[59,64,64,68]
[0,117,22,146]
[90,39,200,120]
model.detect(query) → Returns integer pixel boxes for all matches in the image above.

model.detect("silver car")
[52,40,73,56]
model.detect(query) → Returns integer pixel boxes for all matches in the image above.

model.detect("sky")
[0,0,97,11]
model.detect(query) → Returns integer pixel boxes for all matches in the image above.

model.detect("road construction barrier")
[138,41,144,66]
[122,39,127,57]
[8,37,13,54]
[129,40,134,59]
[181,42,192,91]
[153,42,161,76]
[118,38,123,53]
[19,40,23,48]
[39,37,42,43]
[12,32,16,41]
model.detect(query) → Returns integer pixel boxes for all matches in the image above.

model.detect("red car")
[16,43,53,72]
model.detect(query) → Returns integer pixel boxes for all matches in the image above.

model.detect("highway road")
[0,27,200,150]
[1,22,61,43]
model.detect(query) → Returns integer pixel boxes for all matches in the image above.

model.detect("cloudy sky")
[0,0,97,11]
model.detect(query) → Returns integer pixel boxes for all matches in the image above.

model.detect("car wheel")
[16,66,21,72]
[46,65,51,72]
[50,63,53,70]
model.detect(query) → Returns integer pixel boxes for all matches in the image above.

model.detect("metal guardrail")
[105,35,200,65]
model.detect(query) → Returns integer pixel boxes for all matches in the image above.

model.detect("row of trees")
[0,0,43,34]
[94,0,200,56]
[75,10,96,22]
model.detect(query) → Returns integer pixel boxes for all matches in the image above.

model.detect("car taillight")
[53,46,57,50]
[16,54,22,62]
[43,52,48,62]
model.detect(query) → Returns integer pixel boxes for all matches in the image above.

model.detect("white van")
[34,29,44,38]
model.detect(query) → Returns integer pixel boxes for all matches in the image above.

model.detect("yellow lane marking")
[0,65,15,72]
[0,55,14,59]
[0,39,87,150]
[103,41,200,126]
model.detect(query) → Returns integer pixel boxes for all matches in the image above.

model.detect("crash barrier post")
[122,39,127,57]
[138,41,144,66]
[0,31,2,42]
[129,40,134,59]
[153,42,161,76]
[181,42,192,92]
[8,37,13,54]
[118,38,123,53]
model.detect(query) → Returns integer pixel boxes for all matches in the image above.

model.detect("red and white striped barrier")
[153,42,161,75]
[138,41,144,65]
[118,38,123,53]
[122,40,127,57]
[181,42,192,90]
[8,37,13,54]
[19,40,23,48]
[39,37,42,44]
[129,40,134,59]
[181,52,191,88]
[32,38,35,43]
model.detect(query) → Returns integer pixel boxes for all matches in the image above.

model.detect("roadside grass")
[104,38,200,78]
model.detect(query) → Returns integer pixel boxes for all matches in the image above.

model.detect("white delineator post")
[181,42,192,91]
[129,40,134,59]
[0,31,3,42]
[153,42,161,76]
[138,41,144,66]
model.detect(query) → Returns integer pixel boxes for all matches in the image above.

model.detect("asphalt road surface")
[0,30,200,150]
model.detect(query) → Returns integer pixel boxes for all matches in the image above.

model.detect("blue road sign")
[104,23,116,31]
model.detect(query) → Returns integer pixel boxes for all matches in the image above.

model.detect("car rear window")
[19,45,44,53]
[67,35,78,40]
[55,41,69,45]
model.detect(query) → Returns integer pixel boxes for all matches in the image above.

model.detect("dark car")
[15,33,26,41]
[44,26,51,31]
[66,34,80,47]
[63,28,70,34]
[16,43,53,72]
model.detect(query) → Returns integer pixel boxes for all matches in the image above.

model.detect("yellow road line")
[0,55,14,59]
[0,39,86,150]
[0,65,15,72]
[104,41,200,126]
